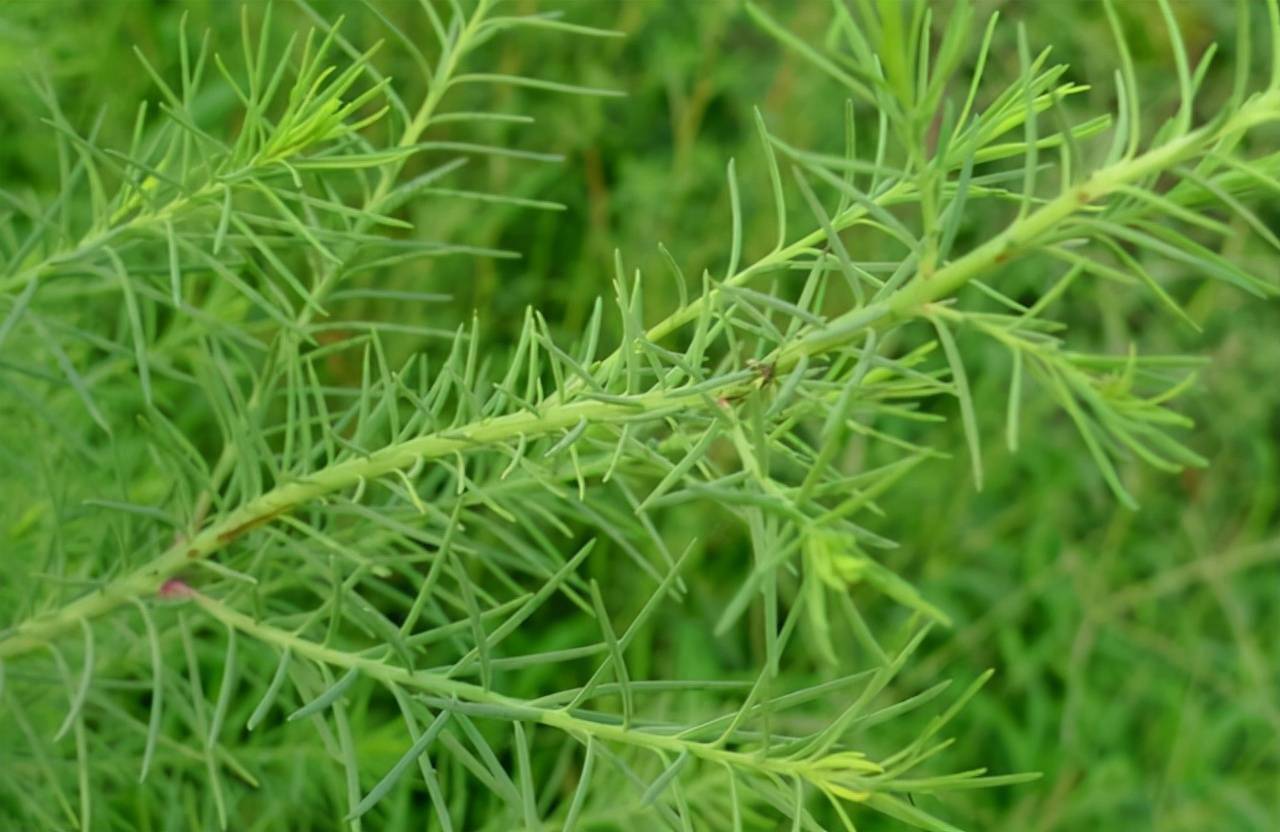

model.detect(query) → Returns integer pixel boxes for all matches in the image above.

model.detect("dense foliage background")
[1,1,1277,829]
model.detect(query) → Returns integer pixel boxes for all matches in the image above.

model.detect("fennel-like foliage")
[2,0,1278,829]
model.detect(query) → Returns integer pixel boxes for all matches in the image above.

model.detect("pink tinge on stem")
[158,579,194,600]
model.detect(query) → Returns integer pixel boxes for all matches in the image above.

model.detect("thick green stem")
[0,388,689,659]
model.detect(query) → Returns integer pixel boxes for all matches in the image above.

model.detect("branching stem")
[191,591,830,784]
[1,65,1276,674]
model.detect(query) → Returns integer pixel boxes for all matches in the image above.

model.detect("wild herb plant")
[1,0,1278,829]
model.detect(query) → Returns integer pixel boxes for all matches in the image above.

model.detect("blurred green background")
[2,1,1277,829]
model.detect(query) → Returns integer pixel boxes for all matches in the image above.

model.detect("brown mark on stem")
[216,506,291,544]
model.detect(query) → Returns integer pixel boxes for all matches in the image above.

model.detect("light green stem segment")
[0,0,495,302]
[1,89,1276,663]
[298,0,497,326]
[191,591,815,779]
[0,390,683,660]
[787,89,1280,364]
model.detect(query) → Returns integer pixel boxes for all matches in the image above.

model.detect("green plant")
[1,0,1278,829]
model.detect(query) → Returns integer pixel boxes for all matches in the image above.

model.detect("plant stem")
[0,389,686,660]
[191,0,497,525]
[0,0,494,302]
[3,87,1275,665]
[191,591,815,779]
[0,181,220,295]
[783,89,1280,366]
[297,0,497,326]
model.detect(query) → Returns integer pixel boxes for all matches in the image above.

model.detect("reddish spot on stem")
[159,579,193,600]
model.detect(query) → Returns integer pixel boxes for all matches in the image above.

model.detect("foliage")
[1,1,1278,829]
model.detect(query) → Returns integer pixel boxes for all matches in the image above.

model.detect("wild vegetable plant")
[1,0,1278,829]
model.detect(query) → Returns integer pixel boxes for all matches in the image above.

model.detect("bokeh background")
[2,1,1277,829]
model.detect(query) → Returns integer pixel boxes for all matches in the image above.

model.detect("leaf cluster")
[2,0,1279,830]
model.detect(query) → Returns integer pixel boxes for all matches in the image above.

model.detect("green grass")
[1,1,1278,830]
